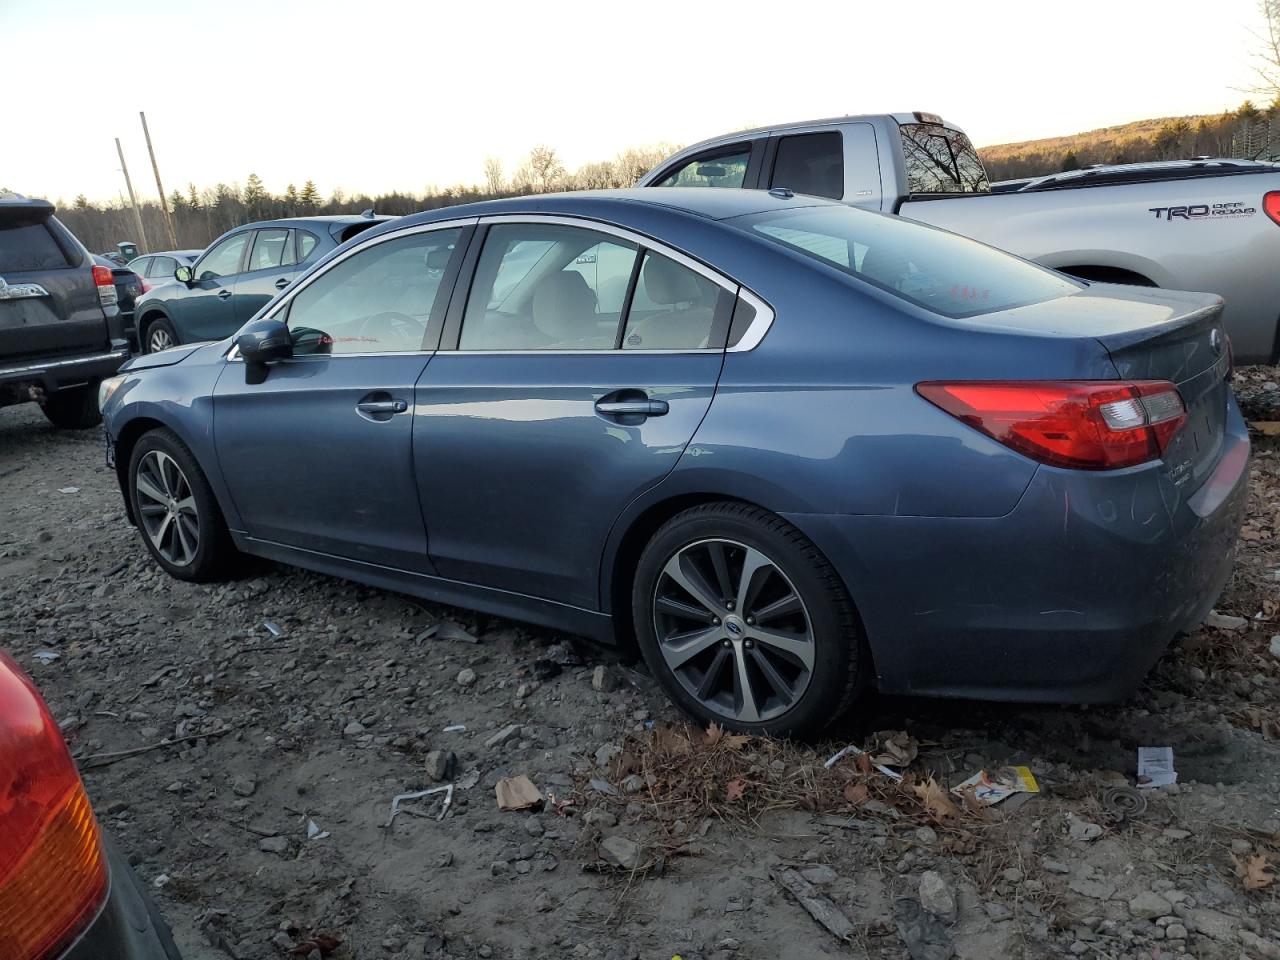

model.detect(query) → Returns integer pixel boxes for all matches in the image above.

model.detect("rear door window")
[248,229,291,272]
[769,132,844,200]
[899,123,990,194]
[657,146,751,188]
[0,220,72,271]
[620,251,731,350]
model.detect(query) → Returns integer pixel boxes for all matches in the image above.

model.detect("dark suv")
[0,194,130,428]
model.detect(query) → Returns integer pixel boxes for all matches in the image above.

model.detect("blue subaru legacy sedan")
[99,188,1249,736]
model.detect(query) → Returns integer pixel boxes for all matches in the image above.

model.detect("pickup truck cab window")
[770,132,844,200]
[900,123,989,194]
[658,146,751,188]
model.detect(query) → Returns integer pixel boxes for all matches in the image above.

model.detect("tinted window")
[196,233,249,280]
[899,123,990,194]
[287,228,461,356]
[658,147,750,188]
[736,205,1079,319]
[248,229,290,271]
[0,220,71,271]
[149,256,177,278]
[621,251,728,350]
[770,132,844,200]
[460,224,638,350]
[297,231,319,261]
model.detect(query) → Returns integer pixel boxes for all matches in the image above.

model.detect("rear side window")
[297,231,319,261]
[899,123,990,194]
[734,205,1079,319]
[657,147,750,188]
[770,132,844,200]
[0,219,72,271]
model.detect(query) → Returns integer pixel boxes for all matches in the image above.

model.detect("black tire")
[41,384,101,429]
[632,502,866,738]
[144,316,179,354]
[128,428,234,581]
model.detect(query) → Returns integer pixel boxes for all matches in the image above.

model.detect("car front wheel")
[632,502,866,738]
[128,428,233,581]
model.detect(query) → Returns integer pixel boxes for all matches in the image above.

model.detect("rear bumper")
[63,836,181,960]
[786,395,1251,703]
[0,343,129,401]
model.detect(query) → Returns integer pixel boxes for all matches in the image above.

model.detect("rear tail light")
[91,264,118,308]
[0,653,108,960]
[1264,191,1280,226]
[140,280,153,294]
[917,380,1187,470]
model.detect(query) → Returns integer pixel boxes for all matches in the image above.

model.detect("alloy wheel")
[652,538,815,723]
[135,450,200,566]
[148,326,174,353]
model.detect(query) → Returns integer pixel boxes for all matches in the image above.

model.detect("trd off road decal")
[1148,201,1257,221]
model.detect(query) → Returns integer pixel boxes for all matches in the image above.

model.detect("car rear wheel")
[41,384,101,429]
[632,502,866,737]
[145,317,179,354]
[128,428,233,581]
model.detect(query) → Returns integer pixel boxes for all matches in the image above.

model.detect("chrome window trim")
[728,289,775,353]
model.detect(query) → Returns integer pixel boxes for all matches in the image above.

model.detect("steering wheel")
[355,311,424,350]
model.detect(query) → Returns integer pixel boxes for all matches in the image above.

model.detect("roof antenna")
[361,208,375,218]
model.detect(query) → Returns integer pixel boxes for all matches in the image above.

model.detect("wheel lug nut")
[726,602,734,610]
[712,618,720,625]
[722,639,732,648]
[746,617,754,625]
[744,640,755,649]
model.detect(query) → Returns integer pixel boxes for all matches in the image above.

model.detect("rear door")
[0,206,105,363]
[232,228,300,323]
[413,217,735,609]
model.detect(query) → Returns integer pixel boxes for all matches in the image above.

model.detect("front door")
[182,230,248,341]
[233,228,301,323]
[415,220,735,609]
[212,224,468,571]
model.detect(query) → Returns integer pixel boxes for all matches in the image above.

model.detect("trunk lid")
[0,201,108,364]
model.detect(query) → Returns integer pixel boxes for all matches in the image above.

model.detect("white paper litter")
[1136,746,1177,789]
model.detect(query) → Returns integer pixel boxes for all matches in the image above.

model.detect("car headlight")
[98,375,126,412]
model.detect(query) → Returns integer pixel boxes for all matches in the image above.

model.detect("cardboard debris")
[951,766,1040,806]
[495,774,543,811]
[1136,746,1176,788]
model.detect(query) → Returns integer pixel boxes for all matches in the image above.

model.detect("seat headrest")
[643,256,701,305]
[532,271,597,339]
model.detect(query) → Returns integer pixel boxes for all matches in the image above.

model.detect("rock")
[1239,930,1280,958]
[595,742,621,768]
[599,835,643,870]
[591,665,619,692]
[1230,838,1253,855]
[1041,858,1070,875]
[484,724,521,749]
[1270,635,1280,659]
[523,816,544,837]
[1068,816,1103,841]
[919,870,957,922]
[342,720,365,737]
[915,826,938,844]
[231,777,256,797]
[1128,892,1173,920]
[620,774,645,794]
[1165,923,1188,941]
[1068,877,1117,900]
[1204,610,1248,630]
[584,809,618,829]
[1000,868,1024,883]
[1163,828,1192,840]
[490,860,509,876]
[800,865,838,885]
[984,902,1013,921]
[456,668,477,687]
[1175,905,1239,942]
[424,749,457,782]
[257,836,289,855]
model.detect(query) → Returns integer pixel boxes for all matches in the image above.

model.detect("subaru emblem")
[726,620,743,636]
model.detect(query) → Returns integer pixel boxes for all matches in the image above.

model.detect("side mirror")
[235,319,291,383]
[174,265,193,284]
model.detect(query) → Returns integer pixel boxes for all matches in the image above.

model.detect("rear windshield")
[733,205,1080,319]
[899,123,990,194]
[0,217,73,271]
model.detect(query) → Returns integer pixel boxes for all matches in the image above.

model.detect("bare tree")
[1252,0,1280,101]
[525,146,565,192]
[483,156,505,195]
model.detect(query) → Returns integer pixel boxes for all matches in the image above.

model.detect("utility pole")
[139,111,178,248]
[114,138,150,253]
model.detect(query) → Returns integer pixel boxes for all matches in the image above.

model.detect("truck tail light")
[1264,191,1280,226]
[0,653,108,960]
[917,380,1186,470]
[91,264,118,308]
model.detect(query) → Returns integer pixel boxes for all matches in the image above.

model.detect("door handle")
[274,278,290,290]
[217,289,232,300]
[356,399,408,416]
[595,399,669,417]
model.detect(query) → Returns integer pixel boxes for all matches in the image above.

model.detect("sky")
[1,0,1269,204]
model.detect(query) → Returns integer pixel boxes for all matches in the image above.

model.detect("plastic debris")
[33,650,61,664]
[495,774,542,811]
[1136,746,1177,788]
[306,819,330,841]
[58,487,79,494]
[824,743,904,781]
[437,622,480,644]
[262,620,284,637]
[386,783,453,826]
[951,766,1040,805]
[1101,785,1147,823]
[442,724,467,733]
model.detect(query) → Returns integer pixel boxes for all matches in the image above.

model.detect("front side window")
[129,257,152,277]
[735,205,1079,319]
[460,224,638,350]
[149,256,177,278]
[770,132,844,200]
[657,147,750,188]
[286,228,462,355]
[196,233,249,280]
[248,229,290,272]
[621,251,730,350]
[899,123,990,194]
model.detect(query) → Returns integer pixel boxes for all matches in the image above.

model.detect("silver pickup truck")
[637,113,1280,363]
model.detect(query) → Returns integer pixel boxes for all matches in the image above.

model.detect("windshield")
[733,205,1080,319]
[900,123,990,194]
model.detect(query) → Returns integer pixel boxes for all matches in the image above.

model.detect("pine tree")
[73,194,90,210]
[284,183,299,214]
[243,173,267,217]
[187,183,202,210]
[299,180,319,210]
[1060,151,1081,172]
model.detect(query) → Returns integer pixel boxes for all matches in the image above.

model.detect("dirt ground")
[2,371,1280,960]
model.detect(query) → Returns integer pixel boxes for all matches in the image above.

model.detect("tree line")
[49,143,676,255]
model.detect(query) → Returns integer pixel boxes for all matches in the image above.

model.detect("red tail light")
[917,380,1186,470]
[140,280,153,294]
[1264,191,1280,226]
[91,264,118,308]
[0,653,108,960]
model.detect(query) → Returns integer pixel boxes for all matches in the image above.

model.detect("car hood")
[121,342,210,371]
